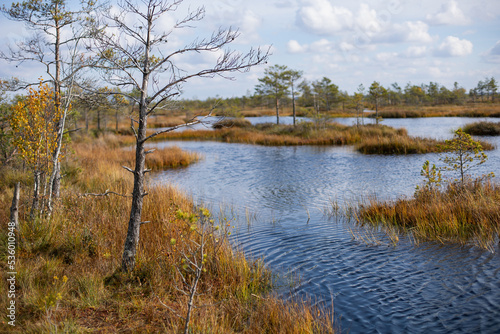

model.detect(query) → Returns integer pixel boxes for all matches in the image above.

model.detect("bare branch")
[122,166,135,174]
[79,190,132,198]
[63,127,82,135]
[142,103,219,143]
[154,293,186,320]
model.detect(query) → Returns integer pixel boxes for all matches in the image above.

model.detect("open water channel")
[152,117,500,333]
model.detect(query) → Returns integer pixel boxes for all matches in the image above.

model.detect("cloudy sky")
[1,0,499,99]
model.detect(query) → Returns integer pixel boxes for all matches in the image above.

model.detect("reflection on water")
[152,117,500,333]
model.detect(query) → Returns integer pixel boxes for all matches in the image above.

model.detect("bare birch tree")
[88,0,269,272]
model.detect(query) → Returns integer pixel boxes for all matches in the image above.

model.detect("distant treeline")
[1,75,497,143]
[181,76,498,114]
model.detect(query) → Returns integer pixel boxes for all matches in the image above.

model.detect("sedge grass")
[355,181,500,250]
[463,121,500,136]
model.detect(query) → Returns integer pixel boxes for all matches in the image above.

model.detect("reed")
[0,133,337,333]
[356,180,500,250]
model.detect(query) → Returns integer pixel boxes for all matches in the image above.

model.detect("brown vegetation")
[158,122,404,146]
[156,121,495,155]
[376,103,500,118]
[212,118,253,129]
[463,121,500,136]
[355,181,500,250]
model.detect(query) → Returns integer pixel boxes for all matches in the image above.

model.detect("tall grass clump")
[356,135,443,154]
[0,133,337,333]
[357,181,500,250]
[463,121,500,136]
[212,118,252,129]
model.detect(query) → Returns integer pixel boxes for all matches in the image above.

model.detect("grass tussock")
[356,181,500,250]
[463,121,500,136]
[0,133,337,333]
[356,135,443,154]
[212,118,253,129]
[156,121,494,155]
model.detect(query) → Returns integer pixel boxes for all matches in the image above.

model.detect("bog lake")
[151,116,500,333]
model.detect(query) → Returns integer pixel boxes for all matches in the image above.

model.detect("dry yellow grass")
[356,181,500,250]
[158,122,404,146]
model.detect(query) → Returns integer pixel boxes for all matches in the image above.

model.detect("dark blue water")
[152,117,500,333]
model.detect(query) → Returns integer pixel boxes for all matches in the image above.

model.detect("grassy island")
[356,181,500,250]
[0,134,336,333]
[156,120,495,155]
[463,121,500,136]
[353,129,499,250]
[371,103,500,118]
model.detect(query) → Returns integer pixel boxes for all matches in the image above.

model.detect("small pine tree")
[439,128,493,185]
[415,160,442,197]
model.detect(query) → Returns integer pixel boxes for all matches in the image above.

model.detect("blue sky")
[1,0,499,99]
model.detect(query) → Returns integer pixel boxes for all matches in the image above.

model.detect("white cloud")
[210,9,262,43]
[239,10,262,41]
[435,36,473,57]
[429,67,443,77]
[403,21,434,43]
[339,42,355,52]
[310,39,334,52]
[402,46,428,58]
[376,52,398,62]
[274,0,294,8]
[287,38,335,54]
[287,40,307,54]
[295,2,434,50]
[426,1,472,26]
[482,40,500,63]
[355,4,383,37]
[296,0,353,35]
[374,21,433,44]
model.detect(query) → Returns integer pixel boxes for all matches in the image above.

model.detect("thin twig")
[154,293,186,320]
[79,190,132,198]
